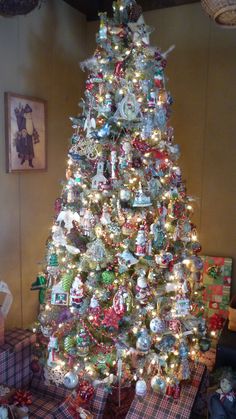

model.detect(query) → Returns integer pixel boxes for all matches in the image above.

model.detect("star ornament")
[128,15,153,46]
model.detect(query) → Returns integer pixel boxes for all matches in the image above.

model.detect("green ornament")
[62,273,74,292]
[49,253,58,267]
[101,270,115,285]
[64,335,75,353]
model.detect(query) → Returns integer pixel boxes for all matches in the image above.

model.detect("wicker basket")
[201,0,236,27]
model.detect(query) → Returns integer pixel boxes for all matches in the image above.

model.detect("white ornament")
[57,209,80,231]
[52,225,67,246]
[70,137,99,160]
[63,371,79,389]
[0,281,13,318]
[90,295,99,309]
[81,208,94,236]
[128,15,152,45]
[100,205,111,225]
[133,183,151,207]
[47,336,59,367]
[150,317,165,334]
[135,379,147,397]
[91,161,108,190]
[116,93,141,121]
[117,249,138,267]
[65,244,80,255]
[110,150,117,179]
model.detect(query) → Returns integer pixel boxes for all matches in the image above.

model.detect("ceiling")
[63,0,199,20]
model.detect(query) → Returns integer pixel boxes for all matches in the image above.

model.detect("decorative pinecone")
[128,3,142,22]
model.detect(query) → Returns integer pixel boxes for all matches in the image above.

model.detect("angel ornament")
[116,92,141,121]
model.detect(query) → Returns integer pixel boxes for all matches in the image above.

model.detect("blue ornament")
[179,340,189,358]
[97,123,110,138]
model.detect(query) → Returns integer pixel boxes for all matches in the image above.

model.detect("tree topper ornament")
[128,15,153,45]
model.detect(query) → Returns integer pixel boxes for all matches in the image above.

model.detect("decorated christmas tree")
[33,0,209,399]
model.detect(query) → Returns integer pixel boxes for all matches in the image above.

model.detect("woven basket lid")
[201,0,236,26]
[0,0,40,17]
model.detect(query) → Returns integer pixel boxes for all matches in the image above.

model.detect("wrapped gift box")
[200,256,232,319]
[27,365,206,419]
[0,328,36,388]
[125,363,207,419]
[27,375,107,418]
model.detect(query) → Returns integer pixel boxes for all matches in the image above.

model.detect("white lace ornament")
[70,137,99,160]
[44,366,68,387]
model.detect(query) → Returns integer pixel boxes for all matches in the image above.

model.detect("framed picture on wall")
[5,92,47,172]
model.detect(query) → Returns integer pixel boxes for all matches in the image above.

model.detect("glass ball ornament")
[151,375,166,393]
[136,328,151,353]
[150,317,165,334]
[135,379,147,397]
[63,371,79,389]
[199,337,211,352]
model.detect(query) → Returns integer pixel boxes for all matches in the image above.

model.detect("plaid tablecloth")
[126,363,206,419]
[0,329,36,388]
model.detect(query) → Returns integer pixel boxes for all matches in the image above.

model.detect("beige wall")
[0,0,87,328]
[1,1,236,329]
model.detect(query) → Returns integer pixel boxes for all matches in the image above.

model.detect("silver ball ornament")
[63,371,79,389]
[135,379,147,397]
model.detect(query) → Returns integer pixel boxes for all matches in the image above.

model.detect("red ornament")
[114,61,124,77]
[77,380,95,403]
[173,383,181,399]
[102,307,121,329]
[209,313,225,331]
[54,197,62,215]
[86,77,94,91]
[166,384,175,397]
[14,390,32,406]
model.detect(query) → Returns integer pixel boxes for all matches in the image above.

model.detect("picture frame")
[51,291,69,306]
[5,92,47,172]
